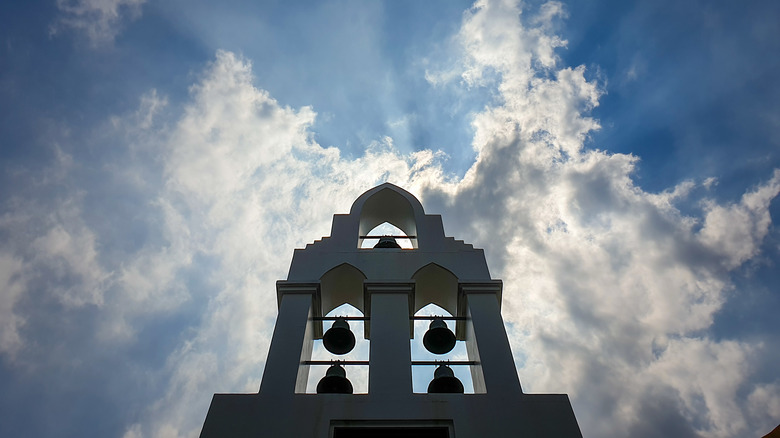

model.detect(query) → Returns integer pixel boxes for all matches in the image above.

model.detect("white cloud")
[117,50,451,437]
[698,169,780,269]
[0,252,26,356]
[417,1,779,437]
[702,176,718,190]
[51,0,145,46]
[0,194,113,365]
[31,220,110,307]
[748,382,780,433]
[645,338,752,437]
[0,145,111,313]
[110,34,777,436]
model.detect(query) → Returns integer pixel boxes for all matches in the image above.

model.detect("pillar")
[258,283,317,396]
[365,281,414,397]
[461,282,522,396]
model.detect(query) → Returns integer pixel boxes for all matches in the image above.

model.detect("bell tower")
[200,183,582,437]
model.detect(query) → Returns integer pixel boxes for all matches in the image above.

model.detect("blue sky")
[1,0,779,437]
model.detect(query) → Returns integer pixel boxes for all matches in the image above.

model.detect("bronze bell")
[316,363,353,394]
[373,236,401,248]
[322,317,356,355]
[427,364,464,393]
[423,318,456,354]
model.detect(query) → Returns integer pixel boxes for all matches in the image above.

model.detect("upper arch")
[350,183,425,249]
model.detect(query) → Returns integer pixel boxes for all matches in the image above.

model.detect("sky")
[1,0,779,436]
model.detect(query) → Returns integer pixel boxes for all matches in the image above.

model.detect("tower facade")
[200,183,582,437]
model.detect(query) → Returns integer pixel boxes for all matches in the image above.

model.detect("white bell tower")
[200,183,582,437]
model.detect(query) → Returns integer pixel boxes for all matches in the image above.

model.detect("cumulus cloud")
[419,1,779,437]
[0,148,111,358]
[698,169,780,269]
[51,0,145,46]
[115,50,450,436]
[2,1,778,437]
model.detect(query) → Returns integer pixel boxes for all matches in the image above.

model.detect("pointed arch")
[412,263,459,316]
[319,263,366,317]
[361,222,415,249]
[350,183,424,249]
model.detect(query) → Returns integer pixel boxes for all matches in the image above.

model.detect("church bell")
[422,318,456,354]
[427,364,464,394]
[316,363,354,394]
[373,236,402,248]
[322,317,356,355]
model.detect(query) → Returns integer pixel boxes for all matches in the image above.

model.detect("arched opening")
[412,263,459,317]
[411,304,473,394]
[360,222,414,249]
[357,187,418,249]
[306,303,369,394]
[320,263,366,317]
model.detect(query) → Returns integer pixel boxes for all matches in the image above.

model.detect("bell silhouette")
[427,364,464,394]
[373,236,401,248]
[316,363,353,394]
[322,317,356,355]
[423,318,456,354]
